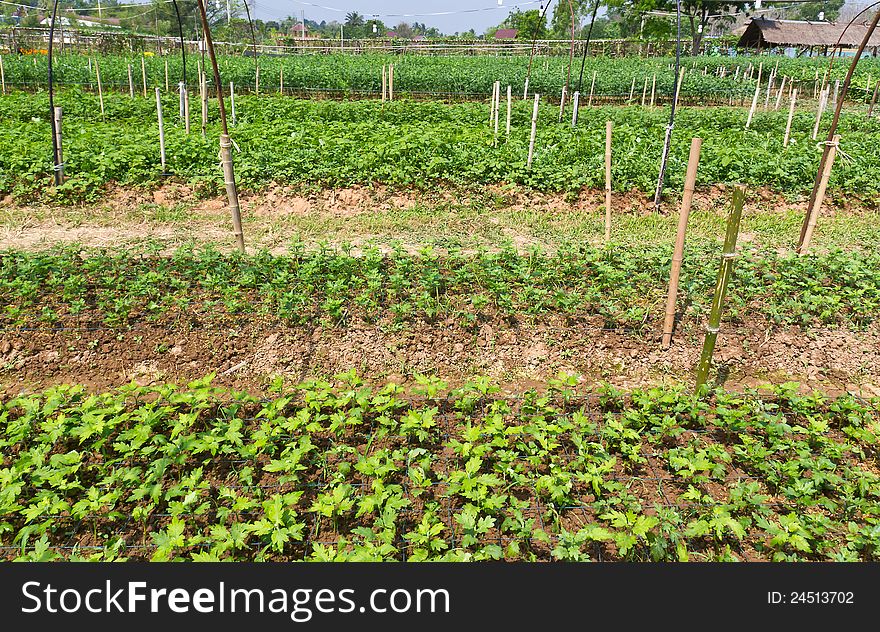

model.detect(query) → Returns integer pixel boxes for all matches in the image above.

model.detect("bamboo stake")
[695,185,746,389]
[155,88,166,174]
[869,81,879,117]
[571,91,580,127]
[52,106,64,181]
[494,81,500,143]
[650,73,656,107]
[0,55,5,94]
[558,85,567,122]
[280,66,283,94]
[523,77,529,100]
[797,135,840,255]
[165,58,169,92]
[628,77,636,103]
[179,81,185,120]
[389,63,394,102]
[382,65,387,102]
[784,88,797,147]
[588,70,596,106]
[95,58,105,121]
[141,55,147,98]
[506,84,512,136]
[774,75,786,110]
[255,63,259,95]
[641,76,648,106]
[745,78,761,129]
[604,120,612,243]
[812,87,828,140]
[128,64,134,98]
[201,69,208,138]
[527,94,539,169]
[230,81,236,126]
[832,79,840,112]
[674,67,685,109]
[662,137,702,348]
[184,89,190,134]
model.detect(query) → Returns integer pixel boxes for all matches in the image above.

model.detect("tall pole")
[171,0,188,88]
[653,0,683,212]
[47,0,62,186]
[195,0,245,252]
[241,0,259,93]
[576,0,600,93]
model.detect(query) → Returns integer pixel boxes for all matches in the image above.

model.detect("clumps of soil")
[1,316,877,397]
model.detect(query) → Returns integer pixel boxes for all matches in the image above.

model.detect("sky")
[246,0,544,34]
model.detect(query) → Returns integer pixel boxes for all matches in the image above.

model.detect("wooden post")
[784,88,797,147]
[527,94,539,169]
[230,81,236,126]
[650,73,656,107]
[571,91,580,126]
[604,120,612,243]
[812,87,828,140]
[695,185,746,389]
[155,88,166,173]
[389,63,394,101]
[128,63,134,97]
[141,55,147,98]
[797,135,840,255]
[774,75,786,110]
[558,85,567,122]
[493,81,500,143]
[662,137,702,348]
[200,68,208,138]
[184,89,190,134]
[506,84,512,136]
[0,55,5,94]
[523,77,529,100]
[95,57,105,121]
[280,66,284,94]
[869,81,879,117]
[628,77,636,103]
[745,76,761,129]
[641,76,648,106]
[832,79,840,111]
[52,106,64,182]
[165,58,169,92]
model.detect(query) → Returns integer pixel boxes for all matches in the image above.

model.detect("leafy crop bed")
[3,90,880,202]
[1,377,878,561]
[3,245,880,331]
[4,52,879,102]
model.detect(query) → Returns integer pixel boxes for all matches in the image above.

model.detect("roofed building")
[737,17,880,54]
[494,28,518,40]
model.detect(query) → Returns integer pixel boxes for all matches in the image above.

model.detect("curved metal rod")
[242,0,259,89]
[170,0,187,87]
[47,0,61,186]
[524,1,555,93]
[653,0,682,212]
[576,0,600,93]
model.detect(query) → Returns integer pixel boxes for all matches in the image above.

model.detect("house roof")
[737,17,880,48]
[386,31,398,37]
[291,23,308,32]
[494,28,518,39]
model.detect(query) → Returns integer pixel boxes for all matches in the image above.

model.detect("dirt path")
[2,316,877,397]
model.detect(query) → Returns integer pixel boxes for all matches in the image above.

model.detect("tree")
[503,8,549,39]
[345,11,364,28]
[550,0,594,39]
[607,0,737,54]
[791,0,844,22]
[394,22,414,38]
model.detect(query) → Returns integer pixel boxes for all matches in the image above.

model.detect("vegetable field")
[1,45,879,564]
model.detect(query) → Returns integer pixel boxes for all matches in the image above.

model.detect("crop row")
[3,90,880,201]
[3,52,878,101]
[1,377,877,561]
[2,244,879,330]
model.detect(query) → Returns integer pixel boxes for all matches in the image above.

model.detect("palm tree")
[345,11,364,28]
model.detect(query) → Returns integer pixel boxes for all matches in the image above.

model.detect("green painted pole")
[695,185,746,390]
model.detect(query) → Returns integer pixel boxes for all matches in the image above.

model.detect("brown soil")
[1,315,877,398]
